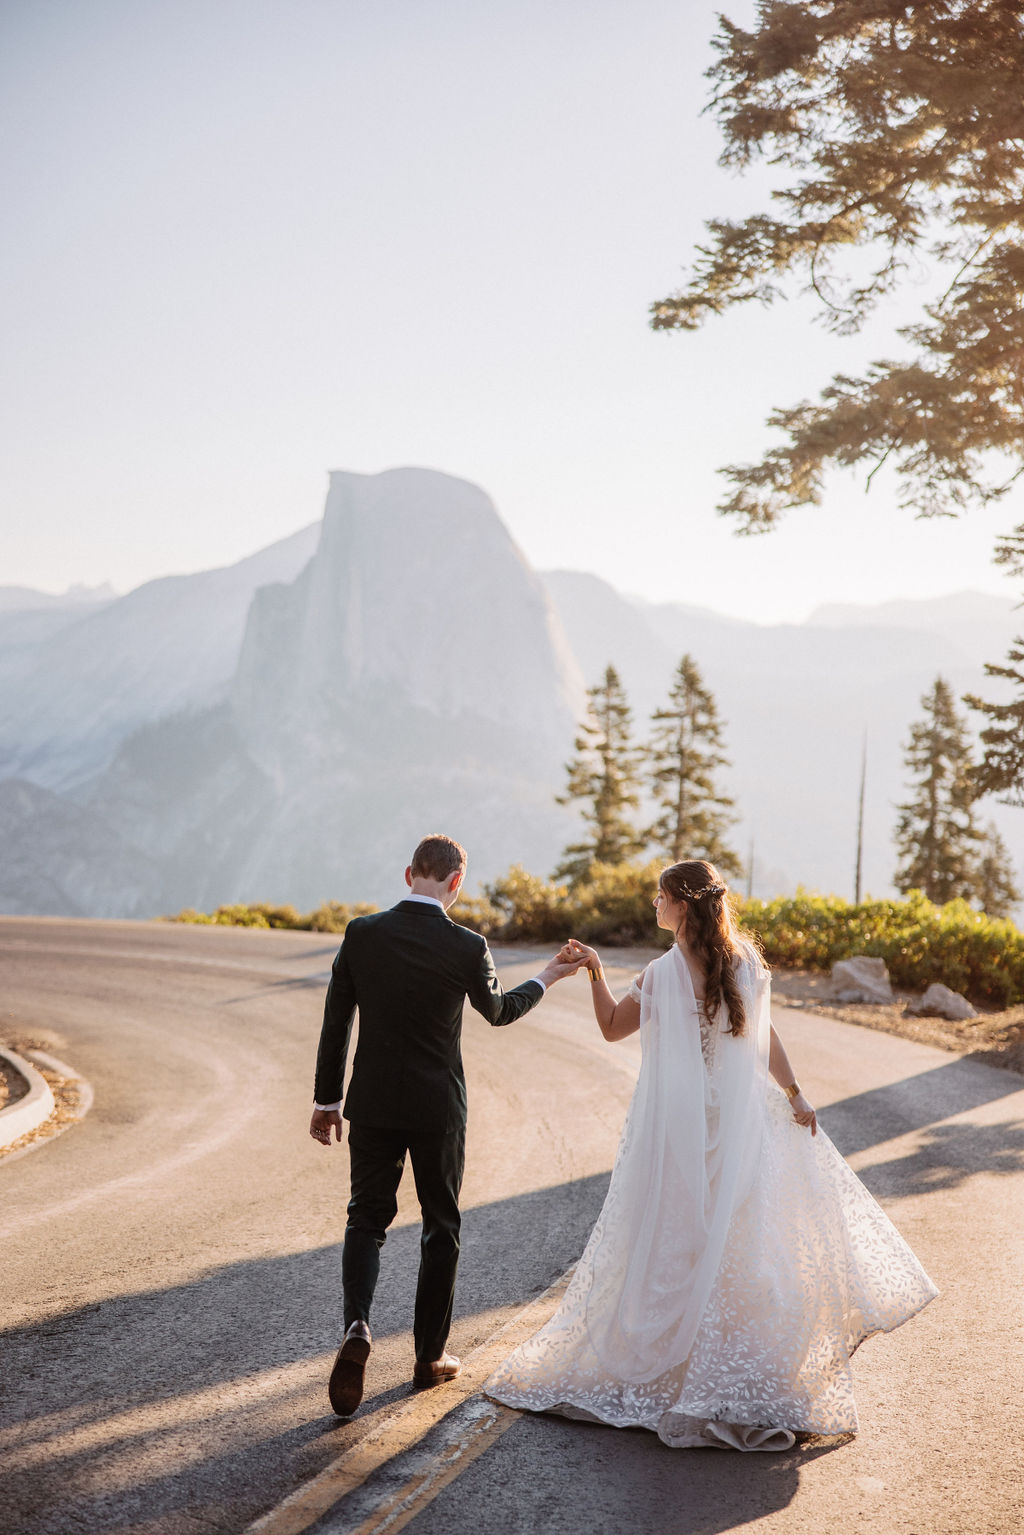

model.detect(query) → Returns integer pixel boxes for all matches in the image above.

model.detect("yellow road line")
[244,1271,570,1535]
[344,1400,520,1535]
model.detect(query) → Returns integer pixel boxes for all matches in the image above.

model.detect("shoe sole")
[328,1336,371,1416]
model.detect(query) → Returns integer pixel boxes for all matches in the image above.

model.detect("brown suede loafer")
[413,1352,462,1388]
[328,1321,372,1416]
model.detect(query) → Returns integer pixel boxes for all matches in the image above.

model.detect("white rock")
[828,956,894,1005]
[907,983,978,1021]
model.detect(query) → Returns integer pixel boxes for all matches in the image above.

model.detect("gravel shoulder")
[768,965,1024,1076]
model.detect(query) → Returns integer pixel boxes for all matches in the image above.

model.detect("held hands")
[790,1092,818,1137]
[558,938,600,972]
[537,941,592,988]
[309,1107,343,1147]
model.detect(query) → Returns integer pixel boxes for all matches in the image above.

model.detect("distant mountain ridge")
[0,523,320,791]
[0,470,1019,916]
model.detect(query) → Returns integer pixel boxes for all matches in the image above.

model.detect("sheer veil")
[581,941,771,1384]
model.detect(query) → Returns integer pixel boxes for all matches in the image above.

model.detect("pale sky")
[2,0,1020,623]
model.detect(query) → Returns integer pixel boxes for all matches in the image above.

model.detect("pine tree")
[647,654,741,876]
[973,822,1021,920]
[964,637,1024,808]
[651,1,1024,531]
[555,665,646,884]
[894,677,982,903]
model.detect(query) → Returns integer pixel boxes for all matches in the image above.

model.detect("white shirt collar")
[402,893,446,912]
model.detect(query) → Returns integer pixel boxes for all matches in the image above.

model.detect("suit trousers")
[342,1121,466,1363]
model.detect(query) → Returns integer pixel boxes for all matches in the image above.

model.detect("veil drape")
[581,942,771,1384]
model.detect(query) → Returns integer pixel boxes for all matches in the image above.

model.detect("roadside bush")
[569,861,671,945]
[168,900,378,935]
[743,889,1024,1007]
[483,865,570,942]
[306,901,378,933]
[168,876,1024,1005]
[448,890,504,936]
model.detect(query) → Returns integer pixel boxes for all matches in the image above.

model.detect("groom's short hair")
[411,834,467,882]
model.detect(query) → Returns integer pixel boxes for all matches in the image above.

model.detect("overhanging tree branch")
[652,0,1024,530]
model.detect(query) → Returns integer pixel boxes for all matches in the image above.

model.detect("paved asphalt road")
[1,918,1022,1535]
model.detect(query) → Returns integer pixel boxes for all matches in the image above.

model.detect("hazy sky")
[2,0,1020,623]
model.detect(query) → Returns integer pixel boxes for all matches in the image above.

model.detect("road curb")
[0,1048,55,1148]
[0,1047,93,1159]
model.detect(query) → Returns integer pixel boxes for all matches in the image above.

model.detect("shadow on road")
[0,1174,613,1535]
[820,1053,1024,1147]
[408,1411,851,1535]
[4,1051,1019,1534]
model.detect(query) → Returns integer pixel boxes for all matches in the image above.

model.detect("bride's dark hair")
[659,860,757,1036]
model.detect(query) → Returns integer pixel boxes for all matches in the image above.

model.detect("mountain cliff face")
[0,470,584,914]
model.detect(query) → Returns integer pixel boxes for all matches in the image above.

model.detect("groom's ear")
[448,869,464,894]
[404,866,413,888]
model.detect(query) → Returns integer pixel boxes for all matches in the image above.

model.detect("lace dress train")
[486,951,938,1450]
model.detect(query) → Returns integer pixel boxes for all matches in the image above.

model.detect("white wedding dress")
[486,944,938,1450]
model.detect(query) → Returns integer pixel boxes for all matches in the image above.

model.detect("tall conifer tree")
[555,665,645,885]
[648,654,741,877]
[894,677,981,903]
[965,637,1024,808]
[973,822,1021,920]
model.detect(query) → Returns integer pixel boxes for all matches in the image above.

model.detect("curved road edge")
[0,1047,94,1160]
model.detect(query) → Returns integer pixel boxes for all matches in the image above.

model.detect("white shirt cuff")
[315,1101,342,1112]
[529,977,546,994]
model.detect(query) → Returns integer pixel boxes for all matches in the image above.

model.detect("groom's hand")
[537,951,589,988]
[309,1108,343,1146]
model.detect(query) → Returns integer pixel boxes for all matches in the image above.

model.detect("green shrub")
[741,888,1024,1006]
[483,865,571,942]
[448,891,504,936]
[168,899,378,934]
[210,904,271,928]
[167,875,1024,1006]
[569,861,672,945]
[306,901,378,934]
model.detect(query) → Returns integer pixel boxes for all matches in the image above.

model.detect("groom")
[309,833,582,1416]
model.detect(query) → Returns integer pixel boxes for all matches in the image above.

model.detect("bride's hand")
[790,1092,817,1137]
[561,938,600,970]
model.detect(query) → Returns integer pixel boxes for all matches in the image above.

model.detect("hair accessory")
[679,882,727,902]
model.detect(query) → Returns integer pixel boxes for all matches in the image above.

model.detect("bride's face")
[654,884,686,933]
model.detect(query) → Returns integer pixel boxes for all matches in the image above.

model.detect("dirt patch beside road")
[769,966,1024,1076]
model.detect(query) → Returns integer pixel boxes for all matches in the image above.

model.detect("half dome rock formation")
[233,468,583,777]
[211,468,587,903]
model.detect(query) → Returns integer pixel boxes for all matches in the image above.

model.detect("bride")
[486,860,938,1451]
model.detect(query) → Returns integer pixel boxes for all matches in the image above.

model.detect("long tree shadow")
[820,1052,1024,1197]
[819,1054,1024,1157]
[854,1116,1024,1198]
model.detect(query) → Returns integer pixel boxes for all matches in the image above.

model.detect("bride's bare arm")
[769,1024,817,1135]
[562,941,641,1041]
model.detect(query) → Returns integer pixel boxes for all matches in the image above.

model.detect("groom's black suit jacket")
[314,899,544,1134]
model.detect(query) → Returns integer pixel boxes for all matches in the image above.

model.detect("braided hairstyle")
[659,860,754,1036]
